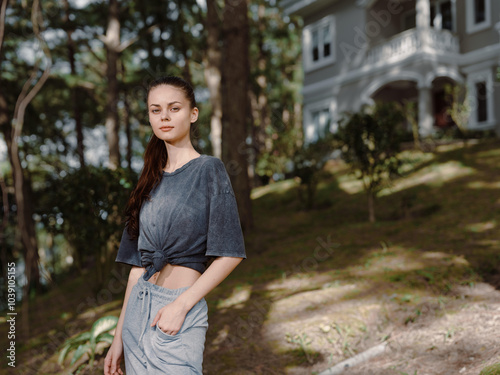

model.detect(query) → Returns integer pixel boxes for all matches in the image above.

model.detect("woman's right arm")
[104,266,144,375]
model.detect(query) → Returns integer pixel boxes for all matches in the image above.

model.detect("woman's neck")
[163,143,200,172]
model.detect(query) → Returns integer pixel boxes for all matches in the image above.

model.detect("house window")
[304,98,338,144]
[303,15,335,72]
[476,81,487,123]
[430,1,454,31]
[474,0,485,23]
[466,0,491,34]
[305,108,331,143]
[312,108,331,138]
[466,68,495,129]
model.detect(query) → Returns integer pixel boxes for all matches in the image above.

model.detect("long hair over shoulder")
[125,76,197,239]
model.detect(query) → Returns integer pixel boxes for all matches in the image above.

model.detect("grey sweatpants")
[122,276,208,374]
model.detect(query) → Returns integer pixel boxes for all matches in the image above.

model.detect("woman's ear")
[191,107,199,123]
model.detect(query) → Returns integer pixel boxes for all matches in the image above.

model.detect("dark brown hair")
[125,76,197,239]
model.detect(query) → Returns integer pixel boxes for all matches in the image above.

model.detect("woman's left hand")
[150,300,189,335]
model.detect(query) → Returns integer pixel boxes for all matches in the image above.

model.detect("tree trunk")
[293,101,303,148]
[0,0,9,62]
[6,0,51,336]
[221,0,253,231]
[63,0,85,167]
[123,90,132,171]
[175,0,192,83]
[104,0,121,169]
[368,191,376,223]
[255,4,271,154]
[204,0,223,158]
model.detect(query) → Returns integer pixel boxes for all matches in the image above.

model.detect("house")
[282,0,500,143]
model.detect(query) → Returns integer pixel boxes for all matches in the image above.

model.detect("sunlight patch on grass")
[476,239,500,247]
[435,142,473,152]
[267,283,363,322]
[251,179,298,200]
[216,284,252,309]
[467,181,500,189]
[476,149,500,158]
[398,150,435,174]
[379,161,475,196]
[465,220,497,233]
[337,174,364,195]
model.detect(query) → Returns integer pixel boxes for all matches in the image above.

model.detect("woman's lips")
[159,126,174,131]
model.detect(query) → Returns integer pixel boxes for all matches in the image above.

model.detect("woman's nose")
[161,110,170,121]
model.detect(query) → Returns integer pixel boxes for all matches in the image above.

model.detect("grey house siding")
[457,0,499,54]
[302,1,365,89]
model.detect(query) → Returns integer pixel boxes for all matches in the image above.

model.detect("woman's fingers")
[104,355,111,375]
[104,352,122,375]
[151,310,161,327]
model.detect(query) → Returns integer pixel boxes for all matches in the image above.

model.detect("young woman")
[104,76,246,375]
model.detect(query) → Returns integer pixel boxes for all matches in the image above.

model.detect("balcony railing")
[365,28,459,66]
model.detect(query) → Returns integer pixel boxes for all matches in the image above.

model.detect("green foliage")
[249,2,303,181]
[37,166,137,282]
[285,332,315,364]
[402,100,421,150]
[336,102,406,221]
[480,362,500,375]
[292,134,334,210]
[58,315,118,369]
[444,84,471,140]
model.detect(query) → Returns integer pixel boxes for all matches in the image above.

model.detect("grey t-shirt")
[115,155,246,280]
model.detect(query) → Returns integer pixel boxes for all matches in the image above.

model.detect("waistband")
[136,273,190,298]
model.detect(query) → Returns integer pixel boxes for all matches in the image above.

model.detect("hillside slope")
[6,139,500,375]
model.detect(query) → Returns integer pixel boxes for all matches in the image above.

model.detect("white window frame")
[466,0,491,34]
[303,97,338,144]
[430,0,456,33]
[303,15,336,73]
[466,68,496,129]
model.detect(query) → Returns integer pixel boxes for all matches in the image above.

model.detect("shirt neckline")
[162,154,205,177]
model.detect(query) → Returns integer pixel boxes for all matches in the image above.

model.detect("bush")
[335,102,406,222]
[292,134,334,210]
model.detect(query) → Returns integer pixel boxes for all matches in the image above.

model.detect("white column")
[416,0,431,28]
[418,85,434,137]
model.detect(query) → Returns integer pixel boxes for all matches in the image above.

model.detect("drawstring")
[137,285,152,350]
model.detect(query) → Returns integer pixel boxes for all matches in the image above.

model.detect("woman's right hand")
[104,339,124,375]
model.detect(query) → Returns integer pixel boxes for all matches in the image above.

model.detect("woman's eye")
[171,107,179,112]
[151,109,160,114]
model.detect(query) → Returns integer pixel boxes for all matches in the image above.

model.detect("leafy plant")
[444,83,471,147]
[58,315,118,369]
[480,362,500,375]
[285,332,315,364]
[402,100,421,150]
[292,133,334,210]
[336,102,406,222]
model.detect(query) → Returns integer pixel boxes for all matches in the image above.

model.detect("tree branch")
[12,0,52,142]
[117,24,158,53]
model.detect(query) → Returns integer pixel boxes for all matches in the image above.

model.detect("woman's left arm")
[151,256,243,334]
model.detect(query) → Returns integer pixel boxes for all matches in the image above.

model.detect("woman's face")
[148,84,198,146]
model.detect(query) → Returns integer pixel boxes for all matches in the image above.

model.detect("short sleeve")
[205,159,246,259]
[205,191,246,258]
[115,226,142,267]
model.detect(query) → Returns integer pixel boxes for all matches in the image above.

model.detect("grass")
[5,138,500,375]
[480,363,500,375]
